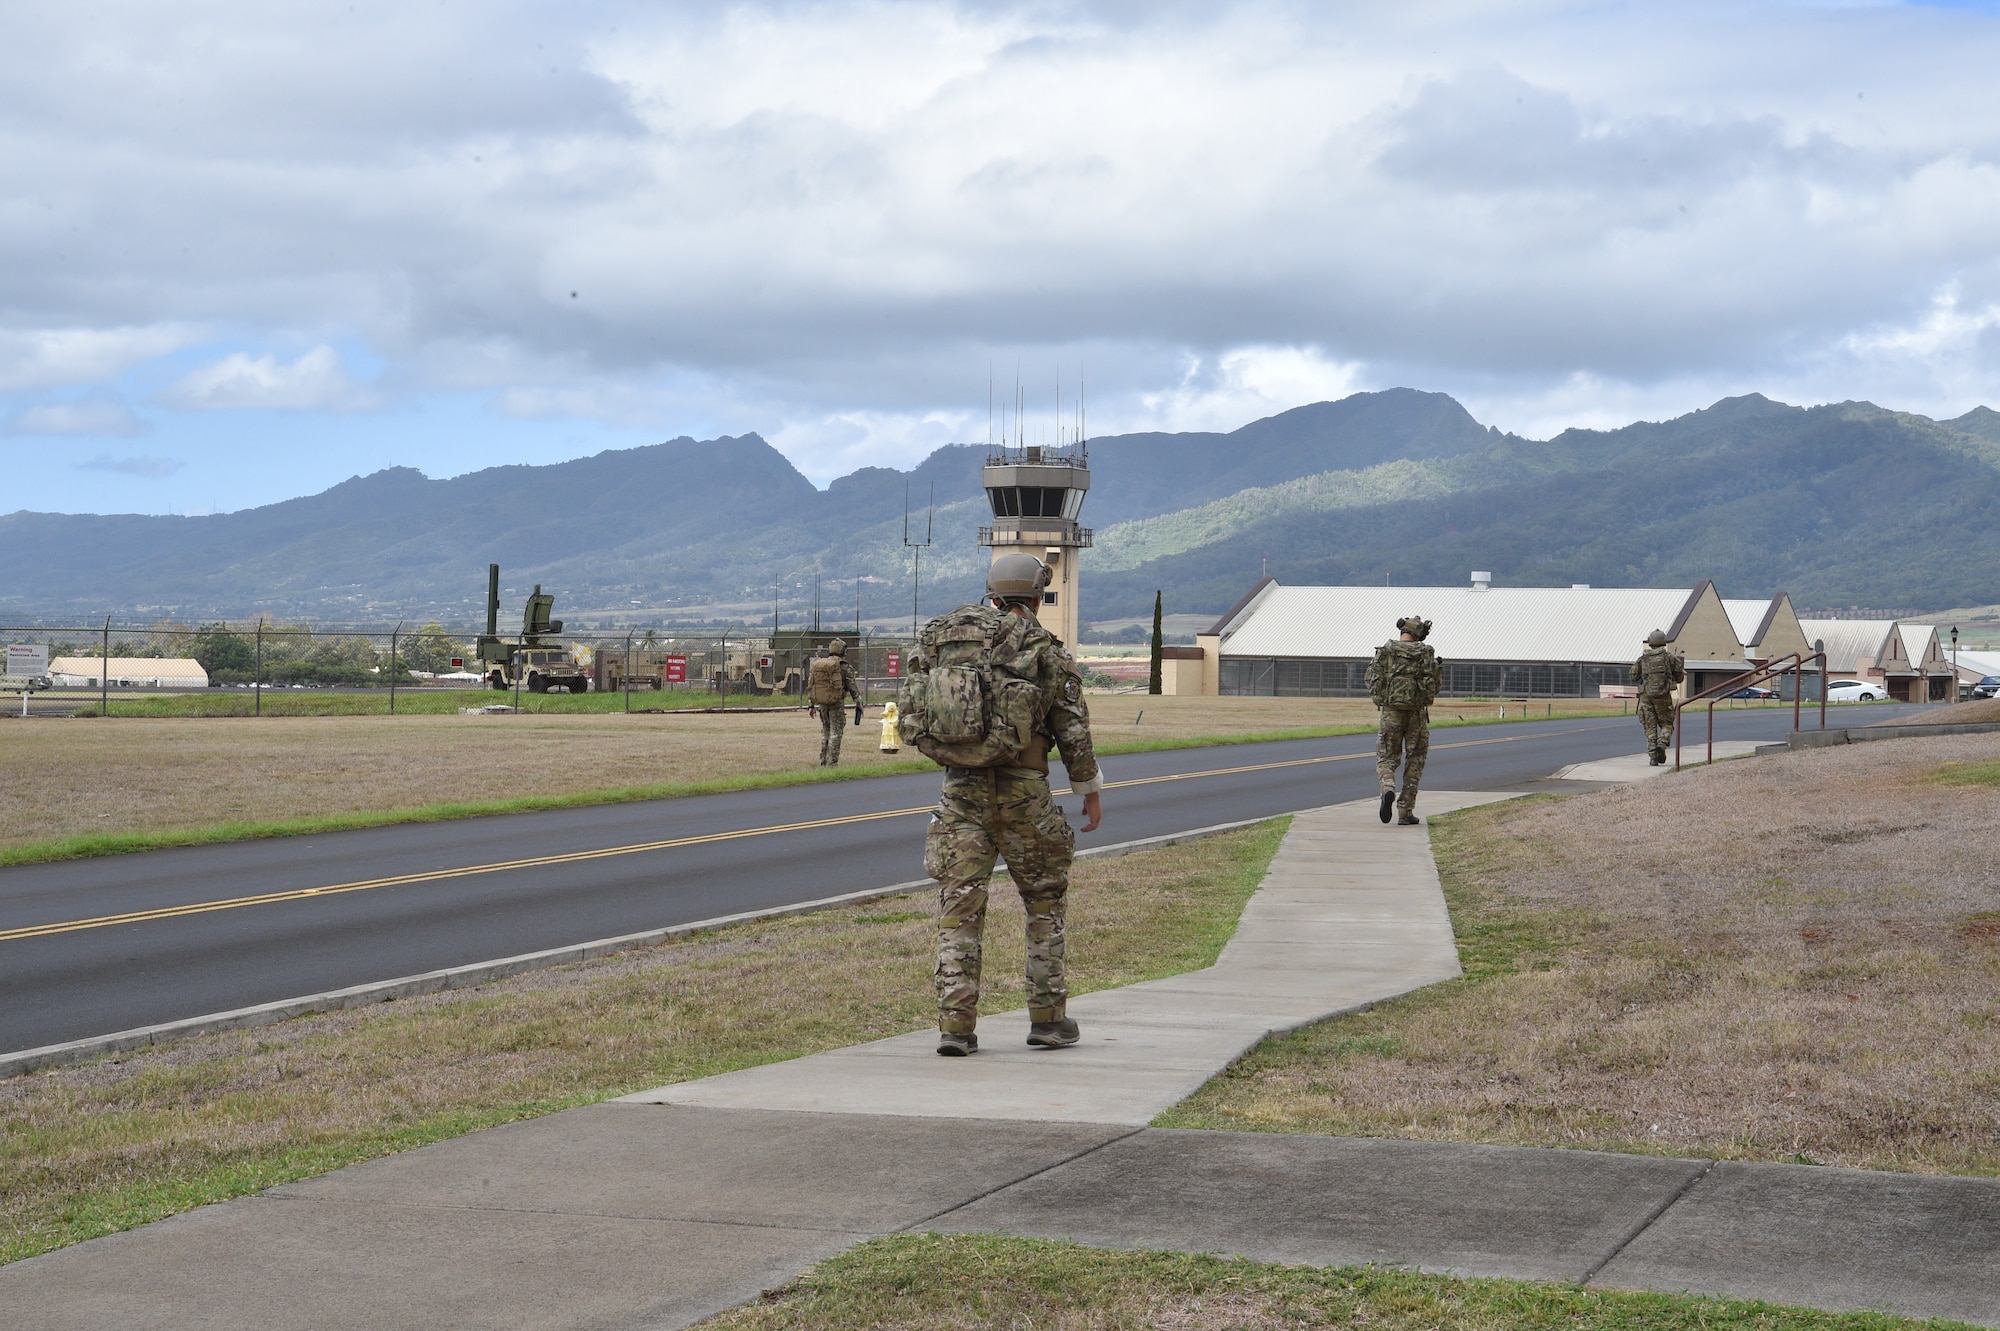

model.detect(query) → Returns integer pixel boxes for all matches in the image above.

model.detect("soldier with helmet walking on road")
[1632,629,1686,765]
[1368,615,1443,826]
[898,552,1103,1057]
[808,638,863,766]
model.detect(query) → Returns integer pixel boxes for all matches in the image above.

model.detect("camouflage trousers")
[925,767,1076,1035]
[818,704,847,765]
[1376,706,1430,815]
[1638,693,1676,753]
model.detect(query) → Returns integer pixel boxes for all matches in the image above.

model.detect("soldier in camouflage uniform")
[1366,615,1443,826]
[808,638,864,766]
[1631,629,1686,765]
[920,553,1102,1057]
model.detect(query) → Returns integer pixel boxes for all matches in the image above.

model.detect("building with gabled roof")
[1796,619,1951,702]
[1722,593,1812,666]
[1189,574,1751,699]
[49,657,209,689]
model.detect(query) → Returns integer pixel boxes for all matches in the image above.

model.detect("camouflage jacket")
[1366,639,1442,709]
[1630,646,1685,695]
[912,605,1101,794]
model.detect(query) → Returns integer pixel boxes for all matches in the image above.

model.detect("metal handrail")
[1673,651,1827,771]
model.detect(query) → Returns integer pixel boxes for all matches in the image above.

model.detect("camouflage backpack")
[1370,641,1435,709]
[1637,648,1680,693]
[897,605,1043,767]
[807,655,846,706]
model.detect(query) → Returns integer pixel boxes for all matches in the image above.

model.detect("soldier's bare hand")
[1079,791,1102,833]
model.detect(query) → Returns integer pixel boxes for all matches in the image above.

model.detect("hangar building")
[1189,576,1785,700]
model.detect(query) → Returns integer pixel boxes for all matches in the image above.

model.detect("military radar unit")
[475,564,592,693]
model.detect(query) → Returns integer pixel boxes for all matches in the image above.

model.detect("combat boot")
[935,1031,978,1056]
[1397,812,1421,826]
[1027,1018,1080,1048]
[1378,790,1396,823]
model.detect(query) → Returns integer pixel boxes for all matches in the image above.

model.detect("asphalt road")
[0,704,1927,1054]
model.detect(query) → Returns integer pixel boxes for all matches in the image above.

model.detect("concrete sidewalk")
[6,790,1998,1330]
[623,789,1516,1124]
[1551,739,1763,783]
[11,1103,1996,1329]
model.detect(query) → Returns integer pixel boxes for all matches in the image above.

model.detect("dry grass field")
[0,822,1284,1266]
[1165,733,2000,1175]
[0,693,1646,858]
[0,695,1335,855]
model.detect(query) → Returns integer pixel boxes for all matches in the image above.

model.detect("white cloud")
[8,398,150,437]
[74,453,183,478]
[1138,348,1366,435]
[0,326,197,391]
[162,346,376,412]
[6,1,2000,505]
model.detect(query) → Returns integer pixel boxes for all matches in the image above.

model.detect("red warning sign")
[885,651,900,678]
[664,654,687,684]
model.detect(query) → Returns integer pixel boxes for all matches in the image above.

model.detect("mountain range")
[4,388,1997,632]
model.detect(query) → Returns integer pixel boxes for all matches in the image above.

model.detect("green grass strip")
[1929,758,2000,787]
[700,1233,1973,1331]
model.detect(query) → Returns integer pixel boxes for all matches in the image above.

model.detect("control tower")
[978,443,1092,646]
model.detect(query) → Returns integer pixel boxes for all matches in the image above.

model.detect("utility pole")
[389,622,403,714]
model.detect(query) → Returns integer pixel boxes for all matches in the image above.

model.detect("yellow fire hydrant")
[878,700,901,753]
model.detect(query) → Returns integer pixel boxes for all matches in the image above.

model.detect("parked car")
[1972,676,2000,699]
[1725,685,1778,699]
[1827,679,1885,702]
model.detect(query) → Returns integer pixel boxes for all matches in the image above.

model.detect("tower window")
[1043,591,1058,605]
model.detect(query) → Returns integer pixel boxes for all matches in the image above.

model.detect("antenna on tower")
[1079,363,1088,460]
[903,480,934,640]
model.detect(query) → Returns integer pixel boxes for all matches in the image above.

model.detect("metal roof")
[1897,622,1938,664]
[49,657,210,680]
[1796,620,1896,674]
[1722,598,1777,647]
[1218,585,1698,663]
[1948,647,2000,679]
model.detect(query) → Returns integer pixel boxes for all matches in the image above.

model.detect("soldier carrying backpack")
[1631,629,1686,765]
[897,553,1103,1057]
[1366,614,1444,826]
[807,638,863,766]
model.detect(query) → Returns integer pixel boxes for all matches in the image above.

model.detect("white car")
[1826,679,1885,702]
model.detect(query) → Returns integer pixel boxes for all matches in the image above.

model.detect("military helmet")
[1396,615,1432,641]
[1646,629,1668,647]
[826,637,847,656]
[987,553,1052,603]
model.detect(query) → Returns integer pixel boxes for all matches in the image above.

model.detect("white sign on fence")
[6,644,49,676]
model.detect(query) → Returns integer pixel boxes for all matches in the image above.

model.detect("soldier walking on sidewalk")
[808,638,863,766]
[1632,629,1686,765]
[1367,615,1442,826]
[898,553,1103,1057]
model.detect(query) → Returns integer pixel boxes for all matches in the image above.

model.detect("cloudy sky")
[6,0,2000,515]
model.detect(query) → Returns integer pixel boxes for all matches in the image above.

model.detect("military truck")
[475,564,591,693]
[706,630,862,696]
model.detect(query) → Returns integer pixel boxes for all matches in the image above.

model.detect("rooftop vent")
[1470,571,1491,591]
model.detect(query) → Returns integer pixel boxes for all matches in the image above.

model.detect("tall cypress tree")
[1147,589,1164,695]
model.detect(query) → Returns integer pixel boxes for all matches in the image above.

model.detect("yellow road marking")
[2,723,1605,943]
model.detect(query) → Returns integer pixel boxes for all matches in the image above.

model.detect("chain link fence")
[0,622,910,717]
